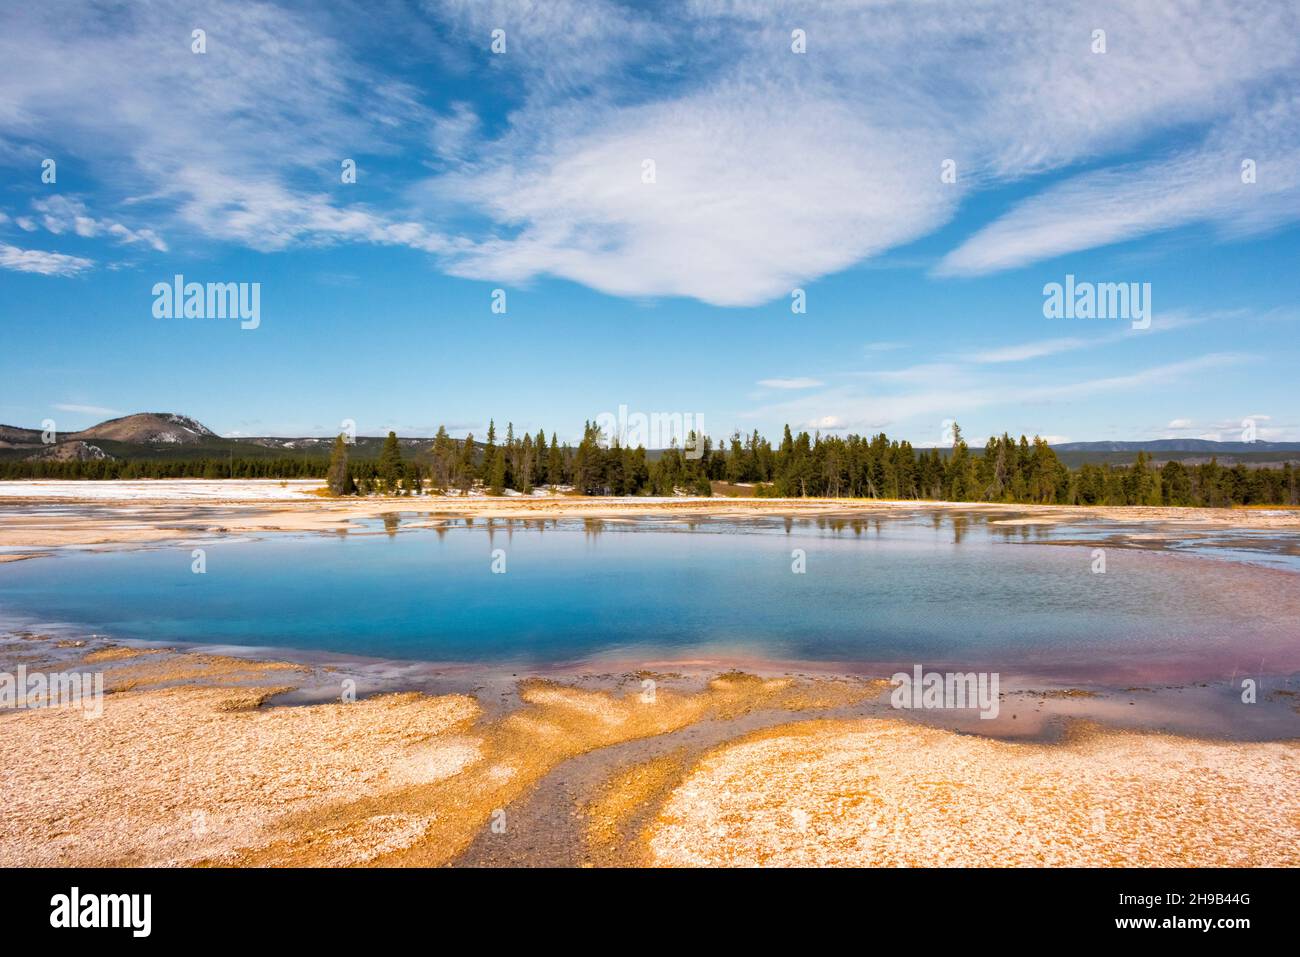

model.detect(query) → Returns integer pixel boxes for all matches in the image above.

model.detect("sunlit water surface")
[2,512,1297,683]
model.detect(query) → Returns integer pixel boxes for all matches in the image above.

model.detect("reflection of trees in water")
[483,517,520,545]
[952,515,968,545]
[987,518,1048,543]
[820,516,870,536]
[583,517,605,537]
[381,513,400,536]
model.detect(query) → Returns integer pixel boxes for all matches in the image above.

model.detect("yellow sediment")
[0,679,479,867]
[81,646,164,662]
[645,718,1300,867]
[233,674,878,866]
[584,751,689,866]
[92,650,308,694]
[5,639,1297,868]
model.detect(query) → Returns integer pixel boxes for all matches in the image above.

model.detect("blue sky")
[1,0,1297,446]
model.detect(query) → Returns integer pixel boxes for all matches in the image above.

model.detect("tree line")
[5,420,1297,508]
[0,456,327,480]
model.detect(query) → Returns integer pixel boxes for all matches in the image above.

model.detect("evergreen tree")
[430,425,454,491]
[488,446,506,495]
[533,429,548,488]
[547,431,564,487]
[326,433,353,496]
[481,419,497,485]
[519,433,534,494]
[457,433,476,491]
[377,431,403,493]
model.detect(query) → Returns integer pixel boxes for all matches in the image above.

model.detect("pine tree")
[547,431,564,488]
[458,433,476,492]
[483,420,497,484]
[533,429,548,488]
[377,431,403,493]
[519,433,534,494]
[488,446,506,495]
[326,433,353,496]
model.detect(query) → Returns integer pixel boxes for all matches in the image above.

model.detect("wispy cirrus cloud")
[961,308,1222,365]
[3,1,1299,302]
[937,101,1300,277]
[52,403,123,417]
[744,351,1248,438]
[966,338,1093,364]
[757,377,824,390]
[0,0,442,259]
[30,196,168,251]
[420,0,1300,300]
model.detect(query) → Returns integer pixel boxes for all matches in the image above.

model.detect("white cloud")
[426,0,1300,298]
[967,338,1091,364]
[958,308,1222,366]
[427,85,954,304]
[757,377,824,390]
[1166,418,1194,429]
[745,354,1246,439]
[53,403,122,417]
[938,115,1300,276]
[30,196,168,251]
[0,2,438,259]
[3,1,1299,299]
[0,243,93,276]
[1029,354,1246,401]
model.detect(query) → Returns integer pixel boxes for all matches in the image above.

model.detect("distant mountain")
[1053,439,1300,453]
[74,412,217,445]
[0,412,225,462]
[0,412,436,464]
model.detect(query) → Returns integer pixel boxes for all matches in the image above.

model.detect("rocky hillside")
[0,413,220,462]
[74,413,217,445]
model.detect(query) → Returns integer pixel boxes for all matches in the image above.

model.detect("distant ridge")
[1,412,1298,466]
[1052,439,1300,453]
